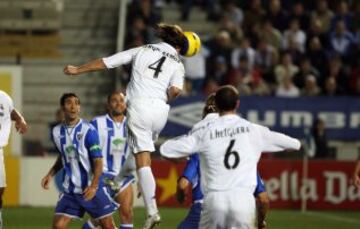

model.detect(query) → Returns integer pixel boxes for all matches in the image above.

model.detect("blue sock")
[82,220,96,229]
[119,224,133,229]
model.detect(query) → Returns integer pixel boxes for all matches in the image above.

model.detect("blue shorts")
[177,202,202,229]
[102,173,135,198]
[55,186,119,220]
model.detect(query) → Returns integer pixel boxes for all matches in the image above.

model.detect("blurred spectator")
[251,78,271,96]
[307,37,329,79]
[276,75,300,97]
[257,19,283,50]
[349,58,360,96]
[227,68,252,95]
[254,39,278,85]
[289,2,310,31]
[181,0,220,21]
[311,0,334,32]
[282,19,306,52]
[211,56,228,85]
[203,79,220,96]
[306,18,329,51]
[331,1,353,32]
[218,14,244,43]
[128,0,162,26]
[182,46,210,94]
[293,57,320,88]
[322,77,343,96]
[274,52,299,84]
[125,17,152,48]
[206,30,233,74]
[243,0,266,34]
[231,37,255,70]
[326,55,349,92]
[329,20,355,60]
[353,1,360,33]
[222,0,244,26]
[266,0,289,31]
[301,74,321,96]
[311,118,330,159]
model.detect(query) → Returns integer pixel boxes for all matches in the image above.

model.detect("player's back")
[127,42,184,102]
[197,114,261,195]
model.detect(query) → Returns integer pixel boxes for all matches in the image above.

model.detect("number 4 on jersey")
[224,139,240,169]
[148,57,166,78]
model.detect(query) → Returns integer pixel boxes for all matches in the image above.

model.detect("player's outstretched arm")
[11,108,28,134]
[41,155,62,190]
[64,58,107,76]
[84,157,103,201]
[352,160,360,188]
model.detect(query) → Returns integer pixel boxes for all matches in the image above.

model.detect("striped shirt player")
[51,119,119,219]
[161,112,301,228]
[91,114,135,196]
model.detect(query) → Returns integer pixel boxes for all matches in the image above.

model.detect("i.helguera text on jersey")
[210,126,250,140]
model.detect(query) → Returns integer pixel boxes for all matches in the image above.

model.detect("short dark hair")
[60,93,80,106]
[107,90,125,104]
[215,85,239,112]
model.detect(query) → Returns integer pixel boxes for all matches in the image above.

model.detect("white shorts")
[200,189,256,229]
[0,148,6,187]
[126,98,170,154]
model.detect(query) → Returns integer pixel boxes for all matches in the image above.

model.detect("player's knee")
[52,219,67,229]
[100,221,115,229]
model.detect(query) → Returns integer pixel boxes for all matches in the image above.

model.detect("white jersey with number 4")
[160,114,301,195]
[102,42,185,103]
[0,90,14,148]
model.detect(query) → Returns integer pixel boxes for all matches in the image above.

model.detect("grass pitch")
[3,207,360,228]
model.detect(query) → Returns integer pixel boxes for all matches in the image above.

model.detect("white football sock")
[137,166,158,216]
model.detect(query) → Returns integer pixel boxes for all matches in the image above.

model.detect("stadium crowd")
[123,0,359,97]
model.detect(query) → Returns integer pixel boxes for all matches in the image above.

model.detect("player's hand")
[41,175,52,190]
[83,185,98,201]
[64,65,80,75]
[352,174,360,188]
[258,220,267,229]
[15,119,28,134]
[176,177,189,204]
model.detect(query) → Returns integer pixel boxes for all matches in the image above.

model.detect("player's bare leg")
[135,151,161,229]
[116,184,134,228]
[98,215,116,229]
[0,188,4,229]
[52,214,72,229]
[256,192,270,229]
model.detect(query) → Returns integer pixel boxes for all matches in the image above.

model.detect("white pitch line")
[303,211,360,225]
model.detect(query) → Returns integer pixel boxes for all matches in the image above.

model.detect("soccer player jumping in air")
[63,23,198,229]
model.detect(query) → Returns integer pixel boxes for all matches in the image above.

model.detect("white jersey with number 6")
[103,42,185,103]
[161,114,301,228]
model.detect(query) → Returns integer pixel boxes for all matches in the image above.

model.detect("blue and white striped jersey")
[91,114,129,178]
[52,119,102,194]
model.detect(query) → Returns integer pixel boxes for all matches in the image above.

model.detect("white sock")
[0,209,3,229]
[137,166,158,216]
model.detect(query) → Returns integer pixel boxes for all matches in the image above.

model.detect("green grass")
[3,207,360,228]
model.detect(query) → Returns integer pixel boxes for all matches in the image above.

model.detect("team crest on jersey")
[65,145,75,154]
[76,133,83,141]
[112,138,124,147]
